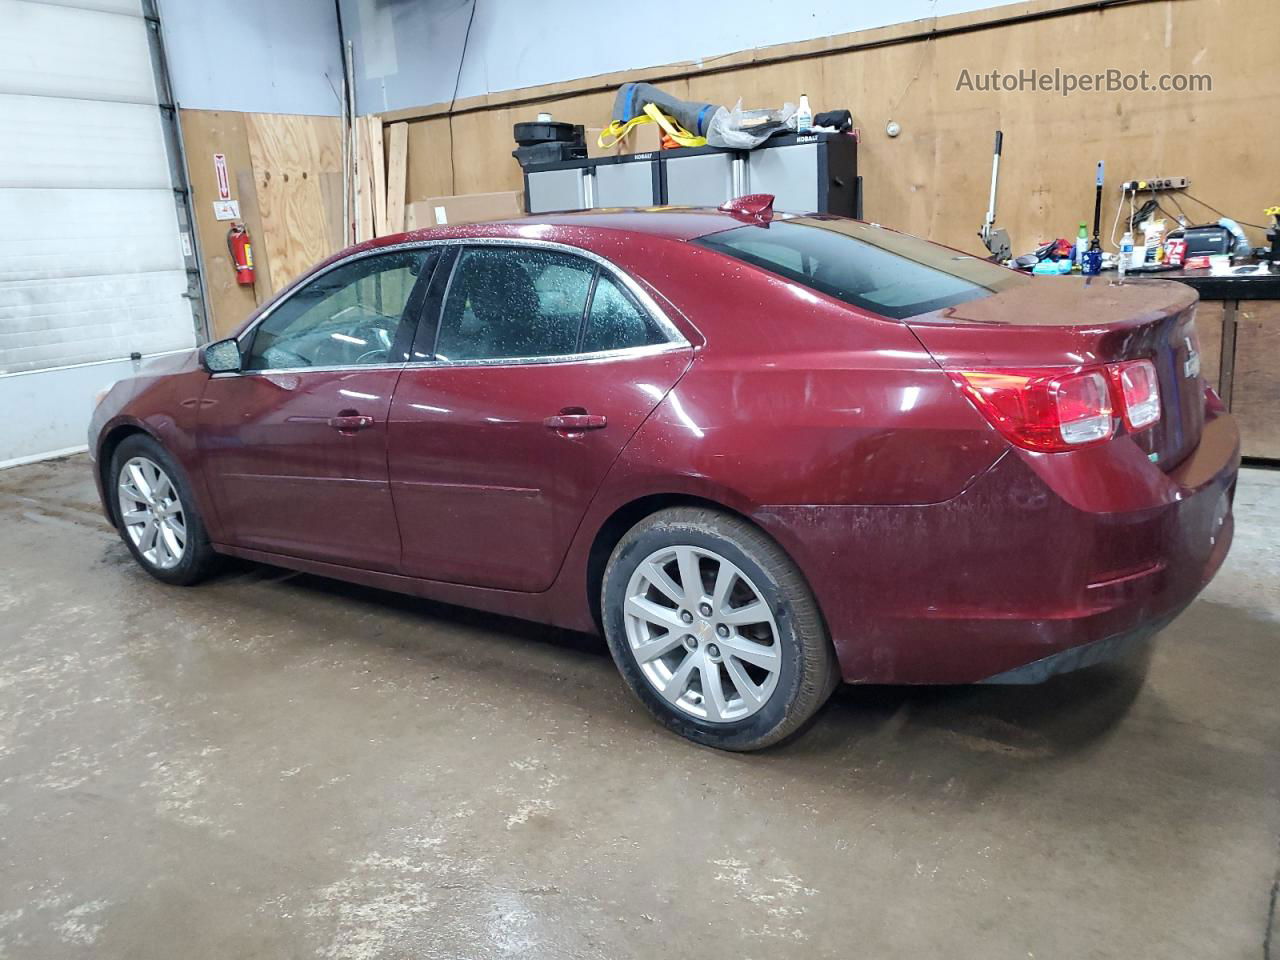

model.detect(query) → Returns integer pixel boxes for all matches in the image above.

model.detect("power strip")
[1121,177,1189,192]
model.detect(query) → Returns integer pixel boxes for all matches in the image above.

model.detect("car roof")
[379,207,750,247]
[279,208,764,303]
[491,208,747,240]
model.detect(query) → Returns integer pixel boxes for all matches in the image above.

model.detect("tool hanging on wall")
[227,223,255,287]
[979,130,1011,262]
[1083,161,1104,275]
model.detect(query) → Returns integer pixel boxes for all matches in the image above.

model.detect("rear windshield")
[694,217,1028,319]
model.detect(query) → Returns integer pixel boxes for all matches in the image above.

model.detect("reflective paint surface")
[198,369,404,571]
[388,350,690,591]
[88,210,1241,685]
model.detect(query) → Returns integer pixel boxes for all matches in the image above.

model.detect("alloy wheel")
[117,456,187,570]
[623,545,781,723]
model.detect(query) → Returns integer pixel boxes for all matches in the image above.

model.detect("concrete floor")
[0,455,1276,959]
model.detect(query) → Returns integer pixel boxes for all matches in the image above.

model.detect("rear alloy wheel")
[624,545,781,723]
[109,434,219,585]
[602,507,837,751]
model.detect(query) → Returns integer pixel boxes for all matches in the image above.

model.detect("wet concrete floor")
[1,455,1277,958]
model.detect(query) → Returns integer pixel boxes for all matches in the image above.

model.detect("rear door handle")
[328,414,374,432]
[543,413,607,431]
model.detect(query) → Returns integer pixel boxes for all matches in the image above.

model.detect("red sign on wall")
[213,153,231,201]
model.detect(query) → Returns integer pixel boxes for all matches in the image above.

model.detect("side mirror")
[202,338,242,373]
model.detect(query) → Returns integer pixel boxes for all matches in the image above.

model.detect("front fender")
[90,364,220,538]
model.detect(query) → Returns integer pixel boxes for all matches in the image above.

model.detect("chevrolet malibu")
[89,198,1239,751]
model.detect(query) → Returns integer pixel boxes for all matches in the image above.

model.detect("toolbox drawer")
[526,167,587,213]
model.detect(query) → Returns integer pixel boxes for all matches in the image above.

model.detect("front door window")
[245,250,432,370]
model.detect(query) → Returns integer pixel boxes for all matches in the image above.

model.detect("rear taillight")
[949,360,1161,453]
[1205,383,1227,414]
[948,368,1113,452]
[1108,359,1161,431]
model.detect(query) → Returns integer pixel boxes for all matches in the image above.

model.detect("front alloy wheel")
[117,456,187,569]
[108,433,219,585]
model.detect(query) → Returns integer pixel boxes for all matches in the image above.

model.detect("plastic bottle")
[1119,231,1134,279]
[1075,222,1088,270]
[1143,219,1165,266]
[795,94,812,134]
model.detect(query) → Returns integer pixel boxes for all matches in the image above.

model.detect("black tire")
[601,506,838,751]
[109,434,220,586]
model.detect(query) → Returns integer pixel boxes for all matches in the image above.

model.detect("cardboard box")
[586,122,663,158]
[406,190,525,229]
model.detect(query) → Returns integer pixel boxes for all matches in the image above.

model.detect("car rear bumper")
[978,604,1185,683]
[756,408,1240,685]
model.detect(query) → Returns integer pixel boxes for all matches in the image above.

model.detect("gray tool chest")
[523,132,860,218]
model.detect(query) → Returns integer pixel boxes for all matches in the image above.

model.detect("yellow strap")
[642,102,706,147]
[597,115,648,149]
[596,105,707,150]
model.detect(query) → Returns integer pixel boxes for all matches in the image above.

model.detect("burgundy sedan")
[89,200,1239,750]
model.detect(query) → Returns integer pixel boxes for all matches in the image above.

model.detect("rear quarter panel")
[601,241,1008,507]
[544,243,1011,633]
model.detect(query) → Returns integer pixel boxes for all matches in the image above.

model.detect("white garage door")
[0,0,197,466]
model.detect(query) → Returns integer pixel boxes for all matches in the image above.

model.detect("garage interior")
[1,0,1278,956]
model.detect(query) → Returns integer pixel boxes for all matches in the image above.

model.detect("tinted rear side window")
[435,247,594,361]
[581,274,667,353]
[694,218,1028,319]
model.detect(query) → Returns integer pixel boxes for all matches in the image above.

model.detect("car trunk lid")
[905,277,1205,470]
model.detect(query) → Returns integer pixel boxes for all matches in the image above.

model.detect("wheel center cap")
[694,620,714,644]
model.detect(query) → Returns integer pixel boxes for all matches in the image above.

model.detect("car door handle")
[328,414,374,432]
[543,413,607,431]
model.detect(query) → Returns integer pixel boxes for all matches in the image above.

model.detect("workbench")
[1128,267,1280,462]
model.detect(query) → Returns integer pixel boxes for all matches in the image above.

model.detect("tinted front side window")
[435,247,594,361]
[694,218,1028,319]
[245,250,431,370]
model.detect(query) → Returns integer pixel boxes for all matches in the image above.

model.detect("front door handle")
[328,413,374,432]
[543,413,607,431]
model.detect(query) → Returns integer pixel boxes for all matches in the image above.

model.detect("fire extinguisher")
[227,223,255,286]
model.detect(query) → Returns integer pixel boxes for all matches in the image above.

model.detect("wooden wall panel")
[1231,301,1280,460]
[182,109,344,338]
[405,116,454,201]
[404,89,618,203]
[355,115,376,241]
[1193,300,1224,392]
[385,122,409,232]
[245,114,343,292]
[319,171,346,252]
[178,110,261,339]
[368,117,388,236]
[234,168,273,298]
[403,0,1279,256]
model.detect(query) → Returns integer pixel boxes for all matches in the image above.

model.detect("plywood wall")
[245,114,344,291]
[399,0,1278,257]
[178,0,1276,342]
[180,109,344,339]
